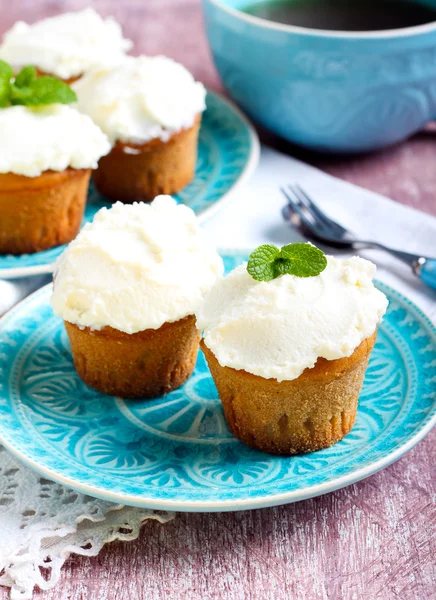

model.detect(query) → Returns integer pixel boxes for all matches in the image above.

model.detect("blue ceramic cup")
[203,0,436,152]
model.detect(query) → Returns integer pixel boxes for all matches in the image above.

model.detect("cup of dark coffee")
[203,0,436,152]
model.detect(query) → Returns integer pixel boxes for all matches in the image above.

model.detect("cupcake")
[73,55,206,202]
[51,196,223,398]
[196,244,388,455]
[0,104,110,254]
[0,8,132,83]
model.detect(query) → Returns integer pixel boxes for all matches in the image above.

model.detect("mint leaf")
[10,83,33,103]
[247,243,327,281]
[10,66,37,104]
[0,60,77,108]
[14,65,37,88]
[0,60,13,107]
[273,257,293,277]
[247,244,280,281]
[14,76,77,106]
[280,243,327,277]
[0,60,13,80]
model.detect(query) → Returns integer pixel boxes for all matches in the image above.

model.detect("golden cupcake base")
[65,315,201,399]
[93,116,201,203]
[201,331,377,455]
[0,168,91,255]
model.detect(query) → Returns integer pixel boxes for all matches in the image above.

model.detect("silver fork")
[281,184,436,290]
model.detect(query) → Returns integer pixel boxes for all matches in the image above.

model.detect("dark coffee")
[243,0,436,31]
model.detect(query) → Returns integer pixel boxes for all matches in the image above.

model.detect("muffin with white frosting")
[197,243,388,455]
[0,104,110,254]
[0,8,132,83]
[73,55,206,202]
[51,196,223,398]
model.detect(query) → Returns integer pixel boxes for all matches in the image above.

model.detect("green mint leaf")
[273,257,293,277]
[280,243,327,277]
[247,244,280,281]
[10,83,33,103]
[0,60,13,107]
[0,60,77,108]
[14,76,77,106]
[14,65,37,88]
[0,60,13,80]
[247,242,327,281]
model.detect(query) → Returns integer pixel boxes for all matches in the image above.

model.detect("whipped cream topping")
[51,196,223,334]
[197,256,388,382]
[0,8,132,79]
[0,105,110,177]
[73,55,206,144]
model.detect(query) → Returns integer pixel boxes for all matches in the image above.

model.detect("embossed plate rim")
[0,91,260,280]
[0,259,435,512]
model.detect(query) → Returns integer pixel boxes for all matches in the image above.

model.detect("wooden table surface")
[0,2,435,599]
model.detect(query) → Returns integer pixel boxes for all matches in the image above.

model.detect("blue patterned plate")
[0,92,259,279]
[0,251,435,512]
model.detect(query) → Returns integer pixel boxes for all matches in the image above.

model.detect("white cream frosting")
[0,105,111,177]
[73,55,206,144]
[196,255,388,382]
[51,196,223,334]
[0,9,132,79]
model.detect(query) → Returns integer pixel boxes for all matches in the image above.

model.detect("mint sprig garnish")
[0,60,77,108]
[15,76,77,106]
[280,243,328,277]
[0,61,13,107]
[247,243,327,281]
[246,244,280,281]
[14,65,36,88]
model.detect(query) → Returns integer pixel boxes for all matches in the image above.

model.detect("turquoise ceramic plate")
[0,92,259,279]
[0,251,435,512]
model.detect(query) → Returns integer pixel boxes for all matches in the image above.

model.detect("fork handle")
[356,242,436,290]
[365,241,424,266]
[414,258,436,290]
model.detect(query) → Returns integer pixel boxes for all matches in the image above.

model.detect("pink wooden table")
[0,2,435,599]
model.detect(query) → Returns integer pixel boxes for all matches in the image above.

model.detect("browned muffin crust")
[0,168,91,254]
[65,315,201,399]
[201,331,377,455]
[93,115,201,203]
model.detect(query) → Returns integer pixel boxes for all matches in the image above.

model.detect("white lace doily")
[0,447,174,599]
